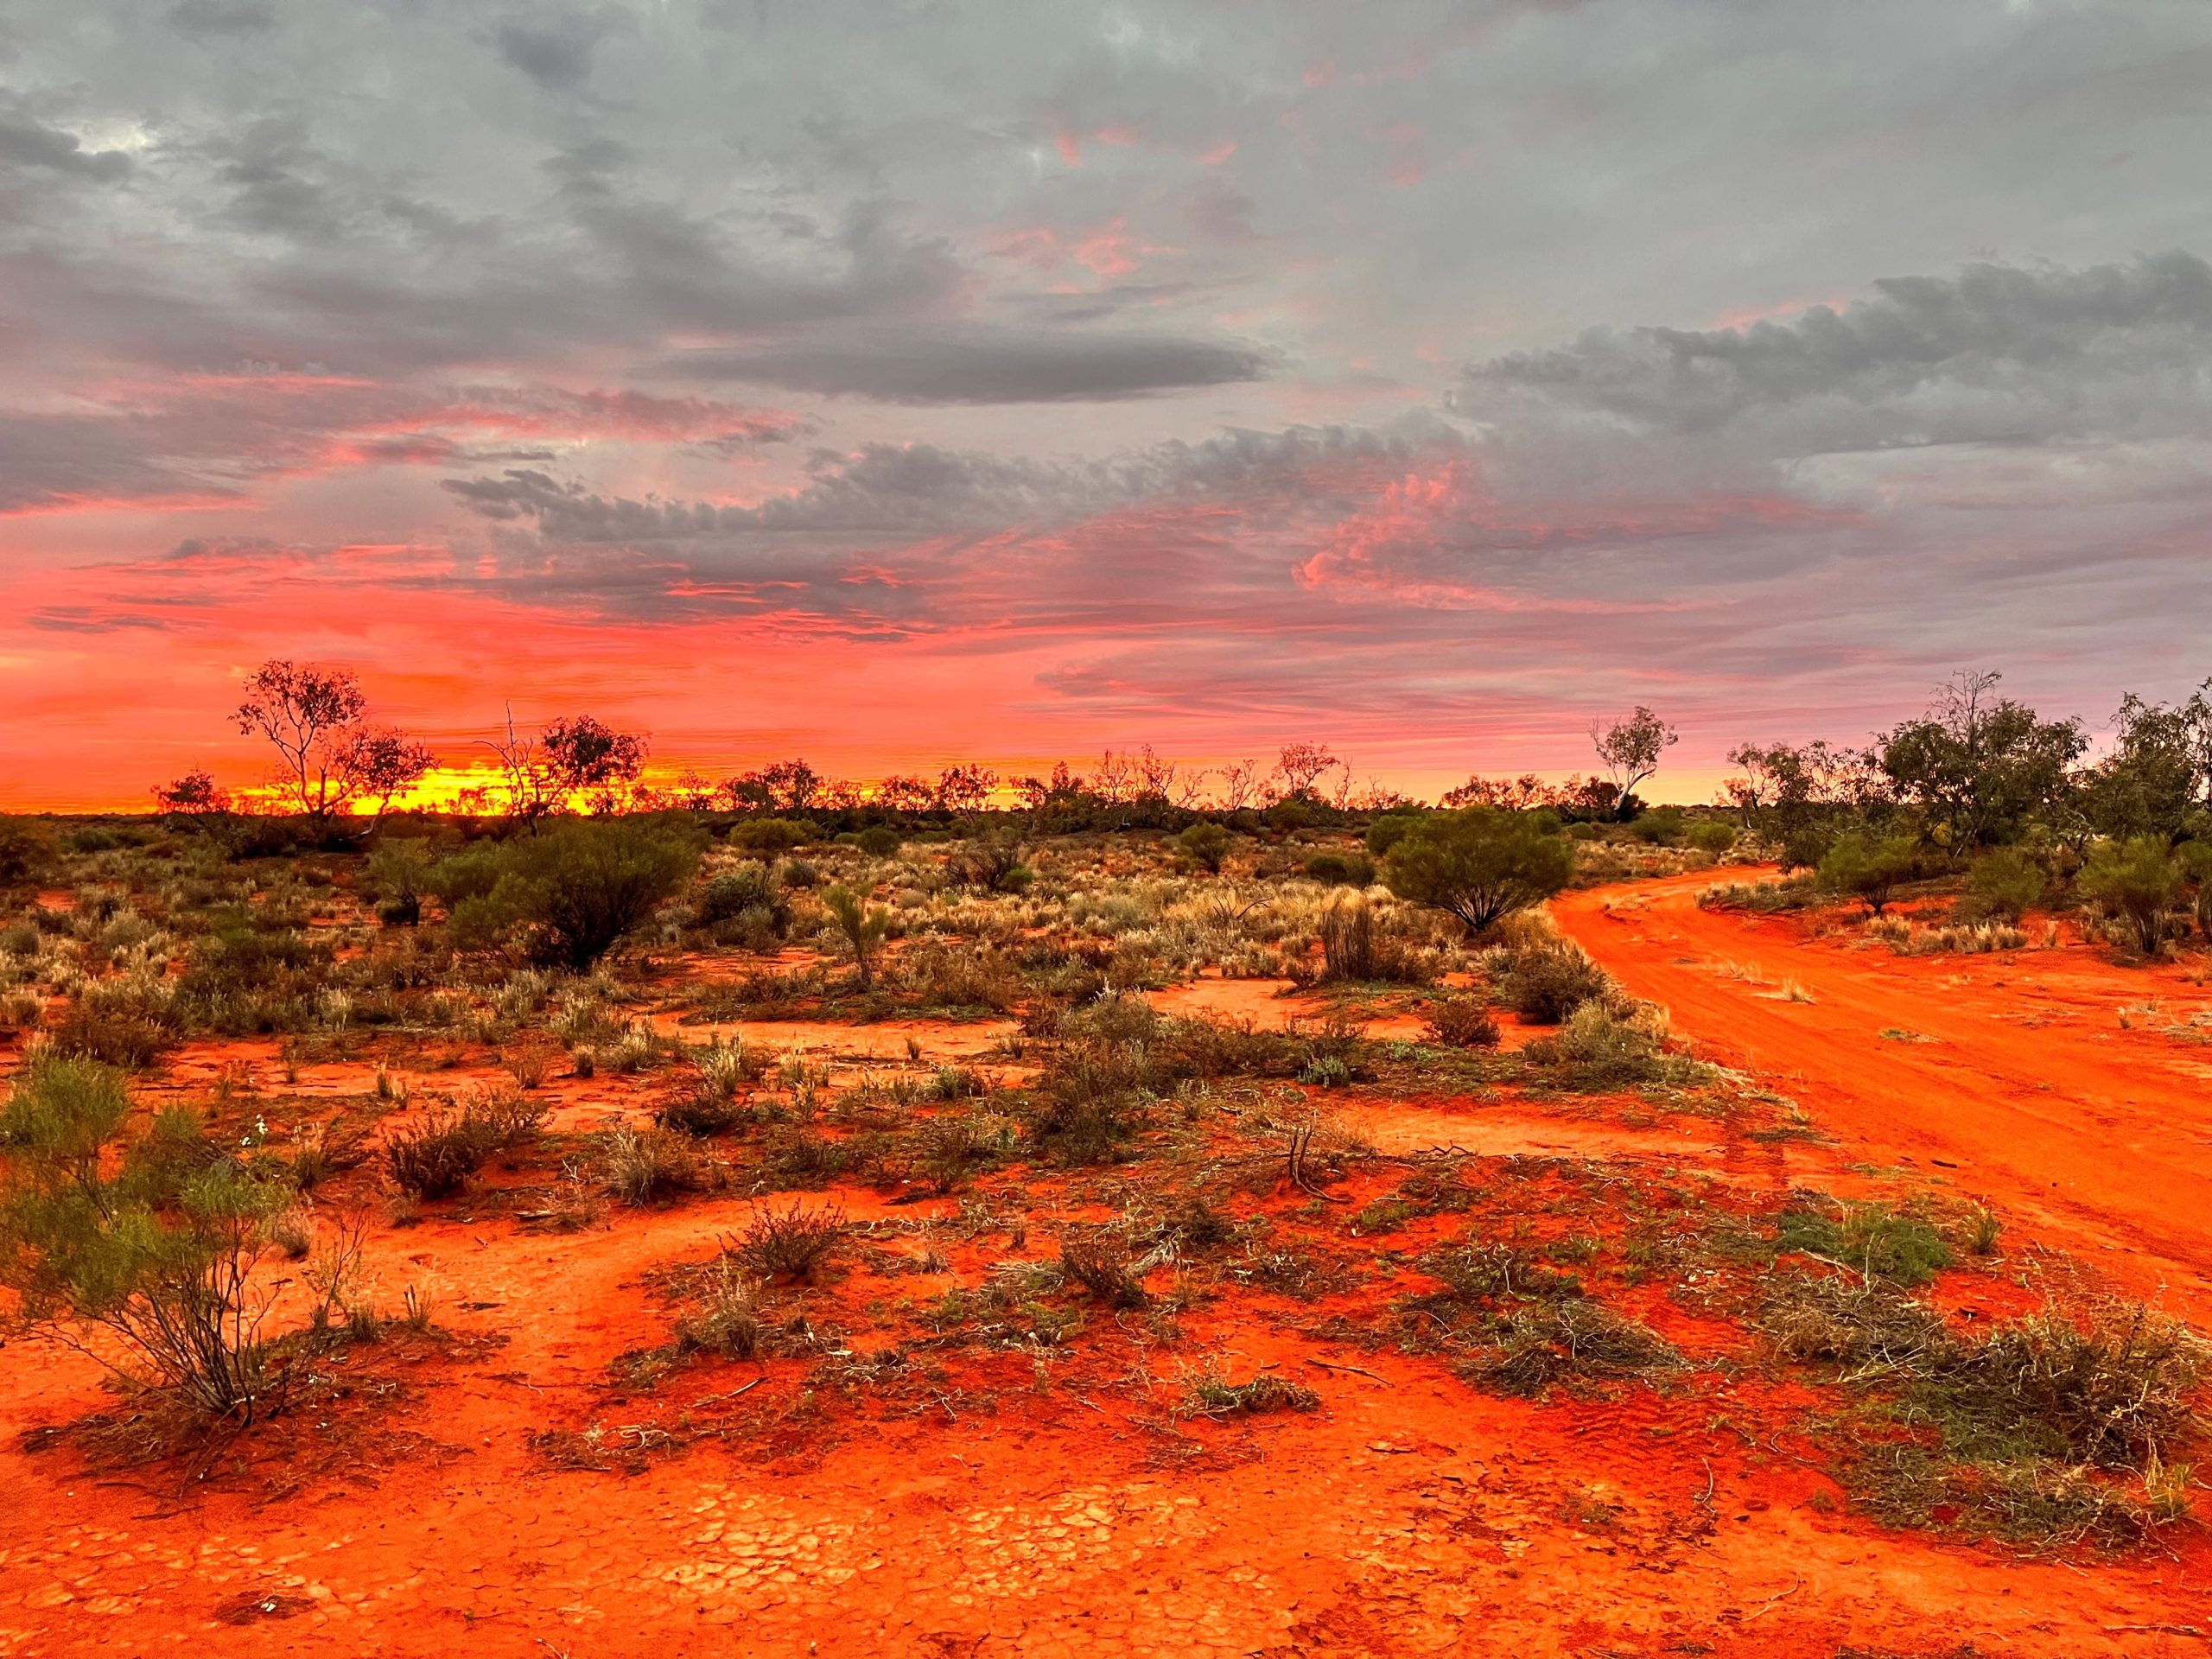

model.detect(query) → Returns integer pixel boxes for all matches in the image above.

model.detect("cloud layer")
[4,2,2212,804]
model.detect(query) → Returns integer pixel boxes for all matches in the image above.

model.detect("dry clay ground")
[3,874,2211,1658]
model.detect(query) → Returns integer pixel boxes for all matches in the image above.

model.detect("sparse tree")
[1269,741,1344,805]
[233,660,430,832]
[1591,706,1678,821]
[1215,759,1263,812]
[1877,671,2083,852]
[935,764,998,815]
[153,770,232,820]
[542,715,648,814]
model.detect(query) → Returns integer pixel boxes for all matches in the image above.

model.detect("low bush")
[1777,1200,1953,1287]
[728,818,819,857]
[1315,899,1425,983]
[1491,934,1611,1025]
[1059,1230,1149,1308]
[382,1089,548,1199]
[1177,821,1232,873]
[734,1198,846,1281]
[1424,995,1501,1048]
[1303,850,1376,887]
[443,819,703,968]
[601,1126,709,1206]
[2080,836,2183,956]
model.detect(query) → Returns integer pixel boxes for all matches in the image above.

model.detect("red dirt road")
[1557,870,2212,1319]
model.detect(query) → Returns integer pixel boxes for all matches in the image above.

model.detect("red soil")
[1557,869,2212,1320]
[6,907,2212,1655]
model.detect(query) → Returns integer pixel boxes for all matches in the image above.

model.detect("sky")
[4,0,2212,810]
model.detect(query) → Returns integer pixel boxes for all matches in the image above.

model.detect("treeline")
[143,664,1691,846]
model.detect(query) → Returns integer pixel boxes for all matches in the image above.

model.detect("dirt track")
[1557,868,2212,1319]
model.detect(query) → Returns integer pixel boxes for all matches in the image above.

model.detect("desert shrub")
[1424,995,1501,1048]
[1315,898,1424,983]
[1363,812,1421,857]
[728,818,818,857]
[655,1041,764,1137]
[1964,847,2045,922]
[1384,809,1574,934]
[1427,1243,1583,1304]
[2079,836,2183,956]
[381,1090,546,1199]
[821,884,891,988]
[780,857,822,889]
[677,1260,764,1357]
[1522,1000,1674,1090]
[366,839,434,926]
[1491,933,1611,1025]
[1685,819,1738,855]
[696,863,787,929]
[1764,1275,2202,1544]
[1176,821,1232,873]
[48,982,181,1068]
[0,1054,354,1421]
[895,940,1026,1012]
[1059,1229,1149,1308]
[734,1198,846,1281]
[855,826,902,857]
[1777,1200,1953,1287]
[1697,874,1820,913]
[1818,830,1920,915]
[1625,805,1685,845]
[1471,1300,1682,1397]
[443,819,702,967]
[381,1111,488,1199]
[601,1126,709,1205]
[1303,850,1376,887]
[284,1118,371,1189]
[1028,1046,1147,1165]
[947,835,1033,893]
[918,1110,1014,1191]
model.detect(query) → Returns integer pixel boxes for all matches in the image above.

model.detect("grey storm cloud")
[671,324,1274,404]
[1460,251,2212,455]
[0,110,131,178]
[9,0,2212,737]
[442,422,1423,545]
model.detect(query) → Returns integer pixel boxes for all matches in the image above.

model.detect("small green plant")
[0,1055,358,1421]
[1777,1200,1953,1287]
[821,885,892,988]
[1176,821,1232,874]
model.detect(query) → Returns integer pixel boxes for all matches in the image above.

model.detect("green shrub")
[1685,819,1737,855]
[2080,836,2183,955]
[0,1055,353,1421]
[1176,821,1232,873]
[1384,809,1575,934]
[1625,805,1685,845]
[1817,830,1919,914]
[1363,812,1422,857]
[366,839,434,926]
[822,884,891,988]
[1964,847,2045,922]
[1303,850,1376,887]
[443,819,702,967]
[728,818,818,857]
[1493,935,1610,1025]
[1777,1201,1952,1287]
[855,826,902,857]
